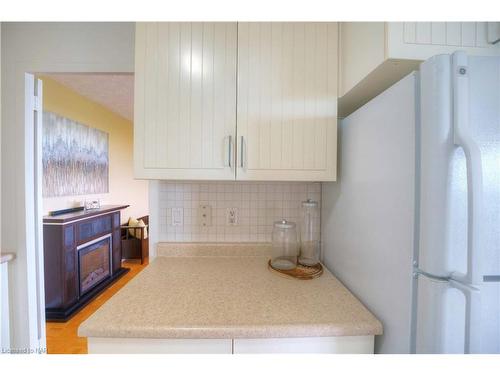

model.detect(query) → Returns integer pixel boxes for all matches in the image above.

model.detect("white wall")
[1,22,135,351]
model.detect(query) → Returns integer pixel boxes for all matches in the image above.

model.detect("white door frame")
[24,73,46,351]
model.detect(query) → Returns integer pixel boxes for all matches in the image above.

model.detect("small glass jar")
[271,220,298,270]
[299,199,320,266]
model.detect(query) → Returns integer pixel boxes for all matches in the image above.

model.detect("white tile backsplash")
[157,181,321,242]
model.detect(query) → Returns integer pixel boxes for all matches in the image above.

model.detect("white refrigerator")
[322,51,500,354]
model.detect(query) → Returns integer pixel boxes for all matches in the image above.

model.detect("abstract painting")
[42,111,109,197]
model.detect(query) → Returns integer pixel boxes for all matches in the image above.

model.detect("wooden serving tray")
[268,259,323,280]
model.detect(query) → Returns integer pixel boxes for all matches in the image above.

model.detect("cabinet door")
[233,336,374,354]
[87,338,233,354]
[134,23,237,180]
[236,23,338,181]
[388,22,500,60]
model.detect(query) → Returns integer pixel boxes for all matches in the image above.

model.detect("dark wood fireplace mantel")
[43,205,130,321]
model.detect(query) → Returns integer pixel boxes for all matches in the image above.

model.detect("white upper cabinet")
[389,22,499,59]
[134,22,237,180]
[237,23,338,181]
[339,22,500,117]
[134,22,338,182]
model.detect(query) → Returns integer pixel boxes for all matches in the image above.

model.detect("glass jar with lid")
[271,220,298,270]
[299,199,320,266]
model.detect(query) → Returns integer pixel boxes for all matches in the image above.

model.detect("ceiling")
[44,73,134,121]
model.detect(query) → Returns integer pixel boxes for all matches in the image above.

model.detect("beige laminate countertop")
[78,243,382,339]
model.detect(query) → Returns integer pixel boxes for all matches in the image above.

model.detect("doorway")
[29,72,149,353]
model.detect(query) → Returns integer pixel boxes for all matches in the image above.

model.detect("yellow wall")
[39,75,148,222]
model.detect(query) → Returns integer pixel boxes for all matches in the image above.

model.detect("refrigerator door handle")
[449,280,481,353]
[451,51,484,286]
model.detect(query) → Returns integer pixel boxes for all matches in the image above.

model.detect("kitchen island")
[78,243,382,353]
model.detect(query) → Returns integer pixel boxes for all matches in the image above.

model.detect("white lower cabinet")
[232,336,374,354]
[87,336,374,354]
[88,338,233,354]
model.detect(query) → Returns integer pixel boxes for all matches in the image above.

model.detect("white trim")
[24,73,46,351]
[33,77,46,348]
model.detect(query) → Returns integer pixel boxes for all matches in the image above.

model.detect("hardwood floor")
[45,259,148,354]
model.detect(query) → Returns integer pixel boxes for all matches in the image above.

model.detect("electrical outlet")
[227,207,238,226]
[198,205,212,227]
[171,207,183,226]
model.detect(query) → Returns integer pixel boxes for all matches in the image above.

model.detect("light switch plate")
[171,207,183,226]
[198,205,212,227]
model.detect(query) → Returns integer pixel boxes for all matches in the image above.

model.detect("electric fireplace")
[43,205,129,321]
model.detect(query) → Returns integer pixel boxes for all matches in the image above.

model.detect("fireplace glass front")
[78,235,111,295]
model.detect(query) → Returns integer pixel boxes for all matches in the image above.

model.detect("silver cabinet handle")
[240,136,245,168]
[225,136,232,168]
[228,135,232,168]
